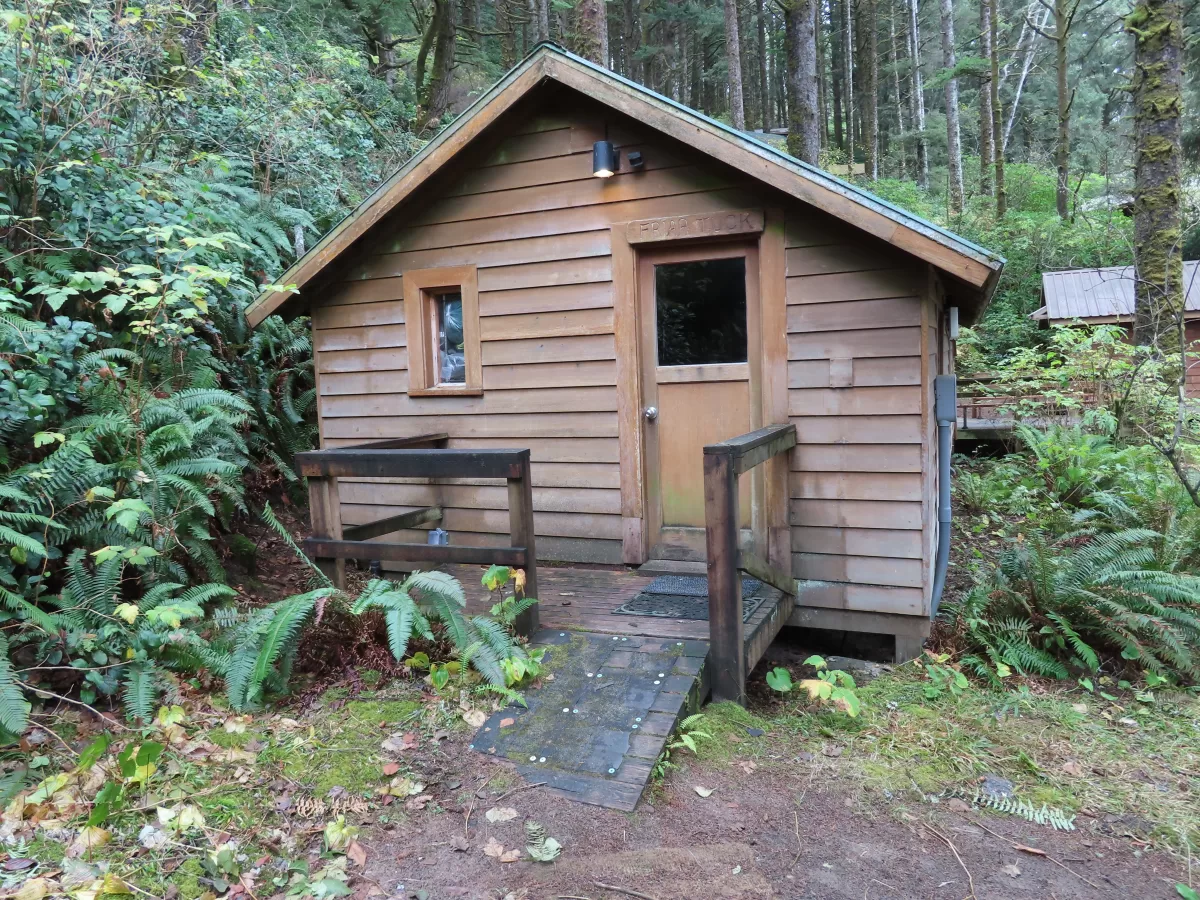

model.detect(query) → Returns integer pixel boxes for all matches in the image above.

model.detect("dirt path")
[360,749,1187,900]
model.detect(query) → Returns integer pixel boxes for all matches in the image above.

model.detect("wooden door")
[638,243,762,561]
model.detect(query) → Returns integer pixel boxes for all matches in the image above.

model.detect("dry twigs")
[925,823,976,899]
[593,882,659,900]
[973,819,1103,891]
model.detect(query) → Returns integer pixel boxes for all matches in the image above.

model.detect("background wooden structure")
[250,47,1002,656]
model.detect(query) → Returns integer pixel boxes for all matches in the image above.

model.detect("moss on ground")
[709,667,1200,851]
[278,693,423,795]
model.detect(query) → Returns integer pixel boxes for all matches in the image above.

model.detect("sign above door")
[626,209,764,245]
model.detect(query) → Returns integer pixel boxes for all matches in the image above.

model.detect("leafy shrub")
[944,529,1200,682]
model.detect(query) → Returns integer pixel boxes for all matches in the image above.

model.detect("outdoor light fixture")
[627,150,645,170]
[592,140,618,178]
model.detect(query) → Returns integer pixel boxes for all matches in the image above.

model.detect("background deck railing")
[296,436,538,636]
[703,423,797,704]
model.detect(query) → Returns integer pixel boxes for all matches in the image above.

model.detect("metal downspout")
[930,375,957,617]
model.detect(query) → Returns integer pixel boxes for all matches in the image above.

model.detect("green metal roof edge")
[251,41,1002,321]
[533,42,1003,268]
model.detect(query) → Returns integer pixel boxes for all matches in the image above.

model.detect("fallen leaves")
[1001,862,1022,878]
[381,732,418,754]
[462,709,488,728]
[485,806,519,823]
[347,839,368,867]
[499,717,515,728]
[379,776,426,798]
[382,762,401,776]
[483,836,521,863]
[694,786,714,798]
[1061,760,1085,777]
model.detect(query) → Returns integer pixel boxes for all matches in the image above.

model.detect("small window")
[403,266,481,395]
[654,257,747,366]
[433,292,465,385]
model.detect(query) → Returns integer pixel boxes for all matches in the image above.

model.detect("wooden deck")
[452,563,790,654]
[453,563,792,810]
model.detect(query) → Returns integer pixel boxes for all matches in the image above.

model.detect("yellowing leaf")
[14,878,51,900]
[28,773,70,804]
[68,825,111,857]
[113,603,139,624]
[799,678,832,702]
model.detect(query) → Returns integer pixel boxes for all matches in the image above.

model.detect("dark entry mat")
[613,575,765,622]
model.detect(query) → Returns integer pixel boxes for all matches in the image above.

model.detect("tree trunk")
[908,0,928,187]
[624,0,641,80]
[423,0,457,127]
[757,0,771,128]
[724,0,747,128]
[573,0,608,63]
[1129,0,1184,351]
[863,0,879,178]
[817,6,829,147]
[642,0,655,89]
[831,0,845,150]
[537,0,550,41]
[1003,6,1046,153]
[890,0,906,177]
[842,0,855,167]
[784,0,820,163]
[497,0,518,68]
[978,0,994,195]
[939,0,963,213]
[989,0,1006,216]
[1054,0,1070,219]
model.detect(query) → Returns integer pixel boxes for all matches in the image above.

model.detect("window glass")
[654,258,747,366]
[435,292,465,385]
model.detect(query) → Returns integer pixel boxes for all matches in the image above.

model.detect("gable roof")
[246,44,1005,328]
[1033,263,1200,323]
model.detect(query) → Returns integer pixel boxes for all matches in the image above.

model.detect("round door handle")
[644,406,658,421]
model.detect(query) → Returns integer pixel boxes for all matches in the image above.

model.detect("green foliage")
[0,0,422,732]
[652,713,711,778]
[765,656,862,716]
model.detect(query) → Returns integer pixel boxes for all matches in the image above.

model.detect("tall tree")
[988,0,1006,216]
[724,0,747,128]
[842,0,855,166]
[863,0,879,177]
[890,0,906,178]
[1029,0,1081,220]
[1128,0,1184,349]
[939,0,963,213]
[830,0,845,149]
[1003,5,1047,152]
[758,0,771,128]
[573,0,609,63]
[536,0,550,41]
[978,0,994,195]
[907,0,929,187]
[784,0,820,162]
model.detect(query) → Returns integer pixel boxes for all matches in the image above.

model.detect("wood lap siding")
[312,111,754,566]
[784,214,929,615]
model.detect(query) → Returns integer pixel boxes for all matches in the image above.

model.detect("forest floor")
[10,507,1199,900]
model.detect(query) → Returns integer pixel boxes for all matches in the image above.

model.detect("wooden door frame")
[611,207,789,568]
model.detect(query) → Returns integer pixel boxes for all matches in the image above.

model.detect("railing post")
[704,446,745,704]
[307,474,346,590]
[507,449,539,637]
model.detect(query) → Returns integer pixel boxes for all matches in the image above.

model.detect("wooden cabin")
[1033,263,1200,396]
[247,45,1004,661]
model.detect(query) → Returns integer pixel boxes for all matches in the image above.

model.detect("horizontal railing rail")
[299,444,538,636]
[703,423,797,704]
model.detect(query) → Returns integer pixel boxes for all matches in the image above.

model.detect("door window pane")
[655,258,747,366]
[435,292,465,384]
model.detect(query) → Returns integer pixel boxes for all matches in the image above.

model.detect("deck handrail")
[299,445,538,636]
[703,422,797,704]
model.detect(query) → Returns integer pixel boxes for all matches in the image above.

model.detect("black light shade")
[592,140,618,177]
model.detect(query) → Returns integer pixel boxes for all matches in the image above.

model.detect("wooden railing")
[296,435,538,637]
[703,423,797,704]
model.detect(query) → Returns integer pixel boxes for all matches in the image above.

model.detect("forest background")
[1,0,1197,739]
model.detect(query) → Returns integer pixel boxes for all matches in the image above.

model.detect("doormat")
[613,575,765,622]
